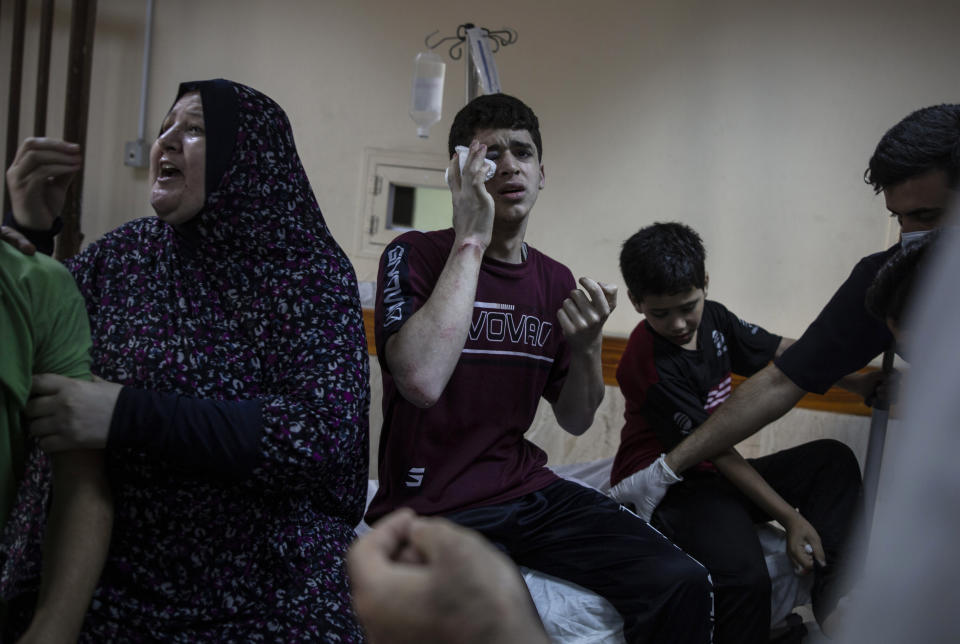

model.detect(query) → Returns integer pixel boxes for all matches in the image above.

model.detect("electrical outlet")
[124,139,149,168]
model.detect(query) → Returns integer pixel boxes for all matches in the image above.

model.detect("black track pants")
[445,478,715,644]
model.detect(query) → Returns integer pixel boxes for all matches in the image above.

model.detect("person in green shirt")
[0,239,112,642]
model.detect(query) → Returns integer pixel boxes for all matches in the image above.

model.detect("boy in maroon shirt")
[610,222,861,641]
[367,95,714,643]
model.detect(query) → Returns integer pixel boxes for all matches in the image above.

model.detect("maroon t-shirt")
[365,228,574,522]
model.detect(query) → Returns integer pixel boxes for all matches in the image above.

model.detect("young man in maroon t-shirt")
[366,94,713,643]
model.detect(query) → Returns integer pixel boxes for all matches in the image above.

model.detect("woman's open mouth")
[158,161,182,180]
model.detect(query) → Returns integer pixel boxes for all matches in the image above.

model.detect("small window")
[357,149,452,255]
[389,184,451,231]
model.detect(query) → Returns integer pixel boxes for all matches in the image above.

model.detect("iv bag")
[410,51,445,138]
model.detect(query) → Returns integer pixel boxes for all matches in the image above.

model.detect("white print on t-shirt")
[474,301,516,311]
[705,375,732,413]
[712,330,728,357]
[382,245,407,327]
[468,303,553,347]
[738,317,760,335]
[673,412,694,434]
[406,467,425,487]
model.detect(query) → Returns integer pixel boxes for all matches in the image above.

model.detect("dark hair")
[448,93,542,161]
[866,231,940,327]
[620,222,706,301]
[865,104,960,194]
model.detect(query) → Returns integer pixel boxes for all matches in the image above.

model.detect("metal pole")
[137,0,154,141]
[862,348,895,542]
[465,46,480,103]
[463,23,480,103]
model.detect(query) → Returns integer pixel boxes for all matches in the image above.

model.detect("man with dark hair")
[612,222,861,642]
[866,104,960,194]
[447,93,543,161]
[832,229,958,644]
[366,94,714,643]
[612,104,959,547]
[866,229,941,338]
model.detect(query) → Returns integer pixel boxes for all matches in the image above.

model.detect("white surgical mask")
[901,230,931,248]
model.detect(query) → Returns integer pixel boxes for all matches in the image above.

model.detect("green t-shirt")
[0,242,92,528]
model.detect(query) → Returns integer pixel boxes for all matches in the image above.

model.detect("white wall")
[2,0,957,337]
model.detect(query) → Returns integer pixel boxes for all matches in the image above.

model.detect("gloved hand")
[609,454,682,521]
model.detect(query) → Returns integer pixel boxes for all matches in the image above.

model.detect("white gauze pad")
[444,145,497,183]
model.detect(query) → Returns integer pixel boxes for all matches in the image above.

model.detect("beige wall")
[2,0,956,338]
